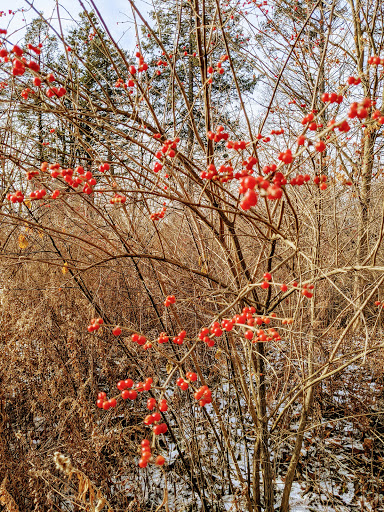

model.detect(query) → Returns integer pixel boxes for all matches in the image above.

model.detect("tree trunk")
[353,127,375,326]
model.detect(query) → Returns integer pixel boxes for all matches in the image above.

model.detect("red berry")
[144,414,154,425]
[315,140,326,152]
[117,380,126,390]
[159,399,168,412]
[124,378,133,388]
[147,398,156,410]
[141,449,151,460]
[244,330,254,340]
[153,424,165,435]
[138,335,146,345]
[297,135,306,145]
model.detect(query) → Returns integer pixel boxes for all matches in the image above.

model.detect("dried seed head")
[53,452,73,475]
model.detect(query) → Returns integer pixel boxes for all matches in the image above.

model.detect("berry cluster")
[131,333,148,345]
[315,140,326,152]
[270,128,284,135]
[301,283,314,298]
[243,155,258,170]
[172,330,186,345]
[114,77,128,89]
[87,317,103,332]
[164,295,176,307]
[157,332,169,344]
[150,205,166,221]
[372,110,384,125]
[226,139,248,150]
[176,371,197,390]
[138,439,165,468]
[313,175,327,190]
[368,55,384,65]
[121,387,138,401]
[1,42,67,98]
[98,163,110,173]
[155,138,179,159]
[34,162,103,195]
[7,190,24,203]
[244,326,280,343]
[27,43,41,55]
[301,112,315,125]
[21,87,34,99]
[289,174,311,186]
[46,86,67,98]
[261,271,272,288]
[327,118,351,133]
[97,377,153,411]
[135,51,149,73]
[207,125,229,142]
[29,189,47,200]
[200,163,232,180]
[278,148,293,164]
[96,391,116,409]
[194,385,212,406]
[26,170,39,182]
[110,193,126,204]
[198,303,283,347]
[147,397,168,412]
[155,52,171,76]
[263,163,277,174]
[347,76,361,85]
[348,97,374,119]
[207,54,228,80]
[239,173,284,210]
[321,92,343,104]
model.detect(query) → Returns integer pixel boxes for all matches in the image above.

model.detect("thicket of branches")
[1,0,384,511]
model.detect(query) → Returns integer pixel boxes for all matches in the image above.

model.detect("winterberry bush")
[1,0,384,511]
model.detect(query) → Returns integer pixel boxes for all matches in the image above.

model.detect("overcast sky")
[2,0,151,48]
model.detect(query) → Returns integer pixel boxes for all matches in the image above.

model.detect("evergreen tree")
[63,11,127,170]
[17,17,59,165]
[140,0,258,145]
